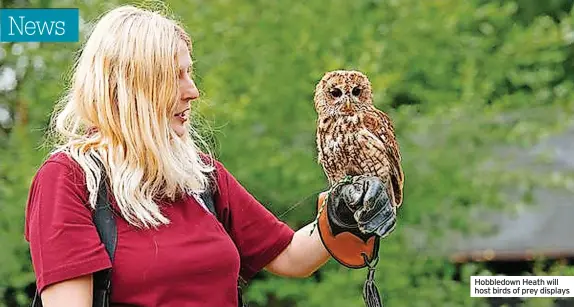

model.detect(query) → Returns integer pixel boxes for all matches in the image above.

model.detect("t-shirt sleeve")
[213,161,295,281]
[24,156,112,293]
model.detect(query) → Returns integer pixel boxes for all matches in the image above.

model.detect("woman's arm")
[265,222,330,278]
[265,175,395,278]
[40,274,93,307]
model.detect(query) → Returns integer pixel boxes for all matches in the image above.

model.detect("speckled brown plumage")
[314,70,404,208]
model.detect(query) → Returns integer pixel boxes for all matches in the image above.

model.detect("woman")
[23,5,330,306]
[24,5,391,307]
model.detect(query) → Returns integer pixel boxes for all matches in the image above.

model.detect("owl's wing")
[315,118,333,184]
[363,109,404,207]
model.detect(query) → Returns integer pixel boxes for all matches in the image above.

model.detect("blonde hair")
[47,5,214,228]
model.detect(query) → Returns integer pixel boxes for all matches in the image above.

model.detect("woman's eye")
[351,87,361,96]
[330,88,343,98]
[180,67,192,76]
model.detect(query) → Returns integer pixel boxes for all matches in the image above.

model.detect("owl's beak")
[345,98,352,110]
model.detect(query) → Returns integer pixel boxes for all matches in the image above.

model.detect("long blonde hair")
[47,5,214,228]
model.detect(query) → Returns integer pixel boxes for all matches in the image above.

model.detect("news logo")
[0,8,79,42]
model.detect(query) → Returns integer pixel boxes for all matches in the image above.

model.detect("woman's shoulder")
[198,152,228,176]
[44,151,76,165]
[34,151,85,183]
[199,152,222,167]
[197,153,239,197]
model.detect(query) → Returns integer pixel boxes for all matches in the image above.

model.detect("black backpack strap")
[30,163,117,307]
[92,165,117,307]
[199,189,217,217]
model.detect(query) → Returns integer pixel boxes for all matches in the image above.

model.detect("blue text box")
[0,8,79,42]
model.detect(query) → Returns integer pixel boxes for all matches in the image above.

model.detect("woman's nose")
[181,78,200,101]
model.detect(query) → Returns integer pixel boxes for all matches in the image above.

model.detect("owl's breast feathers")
[316,109,404,208]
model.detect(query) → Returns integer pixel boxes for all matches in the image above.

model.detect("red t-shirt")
[24,152,295,307]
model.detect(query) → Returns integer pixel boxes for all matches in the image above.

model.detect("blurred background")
[2,0,574,306]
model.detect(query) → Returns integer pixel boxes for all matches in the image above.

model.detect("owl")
[314,70,404,209]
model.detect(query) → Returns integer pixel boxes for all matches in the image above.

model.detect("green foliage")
[2,0,574,306]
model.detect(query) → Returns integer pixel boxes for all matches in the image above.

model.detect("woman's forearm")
[266,221,330,278]
[289,222,331,276]
[40,274,93,307]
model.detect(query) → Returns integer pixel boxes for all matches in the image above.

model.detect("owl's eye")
[351,87,361,96]
[330,88,343,98]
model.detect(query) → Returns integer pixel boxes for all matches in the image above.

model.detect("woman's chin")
[172,125,187,137]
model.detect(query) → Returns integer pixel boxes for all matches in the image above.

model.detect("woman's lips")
[174,109,190,121]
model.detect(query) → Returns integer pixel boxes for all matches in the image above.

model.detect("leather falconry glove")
[315,175,397,307]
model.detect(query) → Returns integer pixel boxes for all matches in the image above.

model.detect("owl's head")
[314,70,373,116]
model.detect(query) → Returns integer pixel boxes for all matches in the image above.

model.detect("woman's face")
[171,42,199,137]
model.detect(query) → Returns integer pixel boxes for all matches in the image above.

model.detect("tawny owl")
[314,70,404,209]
